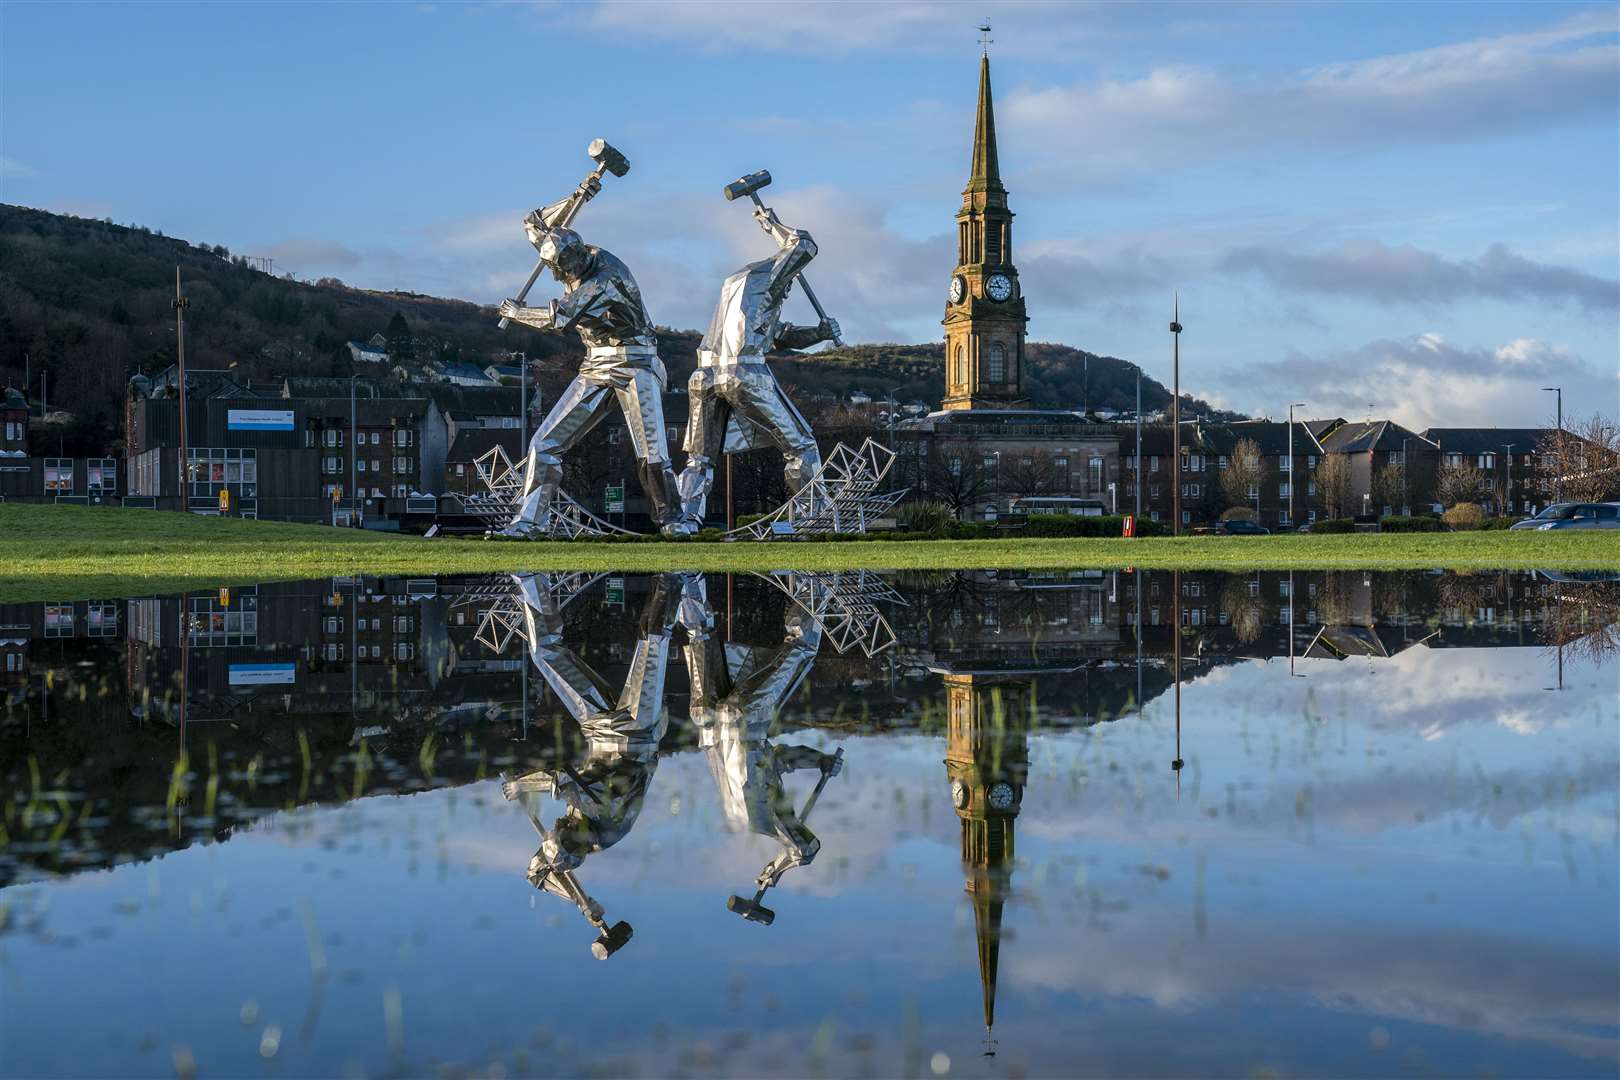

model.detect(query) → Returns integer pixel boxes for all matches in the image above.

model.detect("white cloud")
[1217,332,1613,430]
[1001,10,1618,187]
[1220,241,1619,315]
[0,156,40,179]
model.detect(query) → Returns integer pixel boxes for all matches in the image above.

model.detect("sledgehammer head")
[589,920,634,959]
[723,170,772,202]
[587,138,630,177]
[727,894,776,925]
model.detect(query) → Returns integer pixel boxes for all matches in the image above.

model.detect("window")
[1445,452,1463,467]
[1308,510,1317,522]
[45,458,74,493]
[1181,510,1190,524]
[1279,579,1290,597]
[1307,455,1317,468]
[1246,483,1259,498]
[1279,457,1290,473]
[1150,486,1160,499]
[987,343,1006,383]
[1388,451,1401,465]
[1149,510,1160,522]
[4,421,21,441]
[45,604,74,637]
[1279,482,1290,498]
[1478,453,1495,469]
[1183,483,1200,497]
[356,460,366,473]
[1088,457,1104,491]
[1279,510,1291,525]
[948,457,962,477]
[1150,455,1161,472]
[609,427,622,445]
[87,459,118,492]
[393,456,411,473]
[1218,455,1228,469]
[1188,454,1204,471]
[982,454,998,471]
[1248,580,1260,597]
[394,430,411,447]
[1307,481,1316,496]
[371,432,382,446]
[395,642,415,661]
[1054,456,1069,469]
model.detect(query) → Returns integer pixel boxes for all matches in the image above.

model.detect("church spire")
[966,54,1004,196]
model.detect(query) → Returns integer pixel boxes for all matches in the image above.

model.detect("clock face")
[949,275,965,304]
[951,779,969,809]
[986,274,1013,302]
[987,781,1016,811]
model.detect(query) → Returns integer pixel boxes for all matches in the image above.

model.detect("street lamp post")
[1288,402,1305,530]
[1133,363,1142,524]
[1541,386,1562,503]
[1502,442,1515,516]
[172,268,191,513]
[350,374,358,527]
[1170,296,1182,537]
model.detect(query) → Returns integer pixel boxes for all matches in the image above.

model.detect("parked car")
[1508,502,1620,530]
[1193,519,1272,536]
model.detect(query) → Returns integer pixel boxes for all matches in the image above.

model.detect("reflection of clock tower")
[943,52,1029,411]
[943,674,1030,1053]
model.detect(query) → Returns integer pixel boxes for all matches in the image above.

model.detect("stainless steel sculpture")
[463,444,628,539]
[680,574,845,924]
[728,438,907,539]
[676,171,842,531]
[499,572,686,957]
[495,140,689,537]
[754,569,903,656]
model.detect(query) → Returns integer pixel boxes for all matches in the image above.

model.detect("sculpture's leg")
[728,363,821,499]
[504,376,614,536]
[677,367,726,529]
[613,367,685,534]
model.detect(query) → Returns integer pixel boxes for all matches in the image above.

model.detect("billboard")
[227,662,297,686]
[227,409,295,432]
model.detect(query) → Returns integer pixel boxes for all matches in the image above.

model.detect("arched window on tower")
[988,343,1006,383]
[955,344,966,387]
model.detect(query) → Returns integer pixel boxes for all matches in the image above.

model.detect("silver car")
[1509,502,1620,530]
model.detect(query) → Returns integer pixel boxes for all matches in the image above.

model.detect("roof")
[348,340,388,353]
[1304,418,1345,440]
[283,376,394,399]
[1421,428,1552,454]
[448,428,524,463]
[295,397,431,424]
[3,387,25,409]
[424,384,522,416]
[966,54,1003,195]
[443,362,498,383]
[1218,419,1325,457]
[1317,420,1436,455]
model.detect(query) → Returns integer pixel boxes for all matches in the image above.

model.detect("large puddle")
[2,569,1616,1077]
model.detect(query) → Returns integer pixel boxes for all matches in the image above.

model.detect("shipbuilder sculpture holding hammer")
[497,140,688,537]
[677,171,841,530]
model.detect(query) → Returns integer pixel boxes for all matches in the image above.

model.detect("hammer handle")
[748,194,845,348]
[498,161,610,330]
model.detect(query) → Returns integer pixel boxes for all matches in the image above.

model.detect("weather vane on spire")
[978,19,993,54]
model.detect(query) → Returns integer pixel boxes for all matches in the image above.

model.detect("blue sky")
[2,1,1616,428]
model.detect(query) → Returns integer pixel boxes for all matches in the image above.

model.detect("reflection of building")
[944,673,1029,1054]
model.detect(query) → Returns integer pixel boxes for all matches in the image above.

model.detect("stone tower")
[943,674,1031,1053]
[942,53,1029,411]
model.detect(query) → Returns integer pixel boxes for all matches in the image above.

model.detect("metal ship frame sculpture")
[483,141,904,541]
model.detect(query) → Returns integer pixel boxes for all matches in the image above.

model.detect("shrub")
[1309,518,1355,534]
[895,500,956,536]
[1020,513,1168,538]
[1220,506,1258,522]
[1380,514,1447,533]
[1442,503,1484,531]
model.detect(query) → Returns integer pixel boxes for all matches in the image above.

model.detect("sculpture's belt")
[580,346,665,386]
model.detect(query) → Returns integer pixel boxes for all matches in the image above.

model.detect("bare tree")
[1436,461,1485,508]
[923,450,992,520]
[1315,454,1351,518]
[1371,463,1405,513]
[1001,449,1061,502]
[1221,438,1264,511]
[1536,412,1620,503]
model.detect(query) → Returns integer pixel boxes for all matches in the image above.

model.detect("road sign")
[605,484,625,514]
[604,577,625,607]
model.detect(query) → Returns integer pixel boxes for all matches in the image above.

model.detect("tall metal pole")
[1170,296,1182,536]
[519,352,527,454]
[1502,443,1515,516]
[172,268,191,513]
[1542,387,1562,503]
[1287,403,1305,529]
[350,374,358,527]
[1134,365,1142,523]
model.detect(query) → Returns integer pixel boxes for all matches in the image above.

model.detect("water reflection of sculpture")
[501,572,686,957]
[681,574,844,924]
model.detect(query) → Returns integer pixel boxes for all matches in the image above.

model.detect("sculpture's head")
[527,225,590,284]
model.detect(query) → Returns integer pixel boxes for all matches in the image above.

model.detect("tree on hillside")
[1221,438,1265,513]
[1436,461,1485,508]
[1315,454,1351,517]
[386,311,415,362]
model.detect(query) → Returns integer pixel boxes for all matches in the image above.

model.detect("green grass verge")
[2,502,1615,603]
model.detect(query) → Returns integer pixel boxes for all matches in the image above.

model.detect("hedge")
[1308,518,1356,534]
[1380,514,1448,533]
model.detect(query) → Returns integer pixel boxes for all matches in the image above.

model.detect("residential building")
[1313,419,1439,517]
[1422,427,1553,516]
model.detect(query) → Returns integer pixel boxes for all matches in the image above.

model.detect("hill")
[0,203,1232,455]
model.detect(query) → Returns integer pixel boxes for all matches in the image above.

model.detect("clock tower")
[943,52,1029,411]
